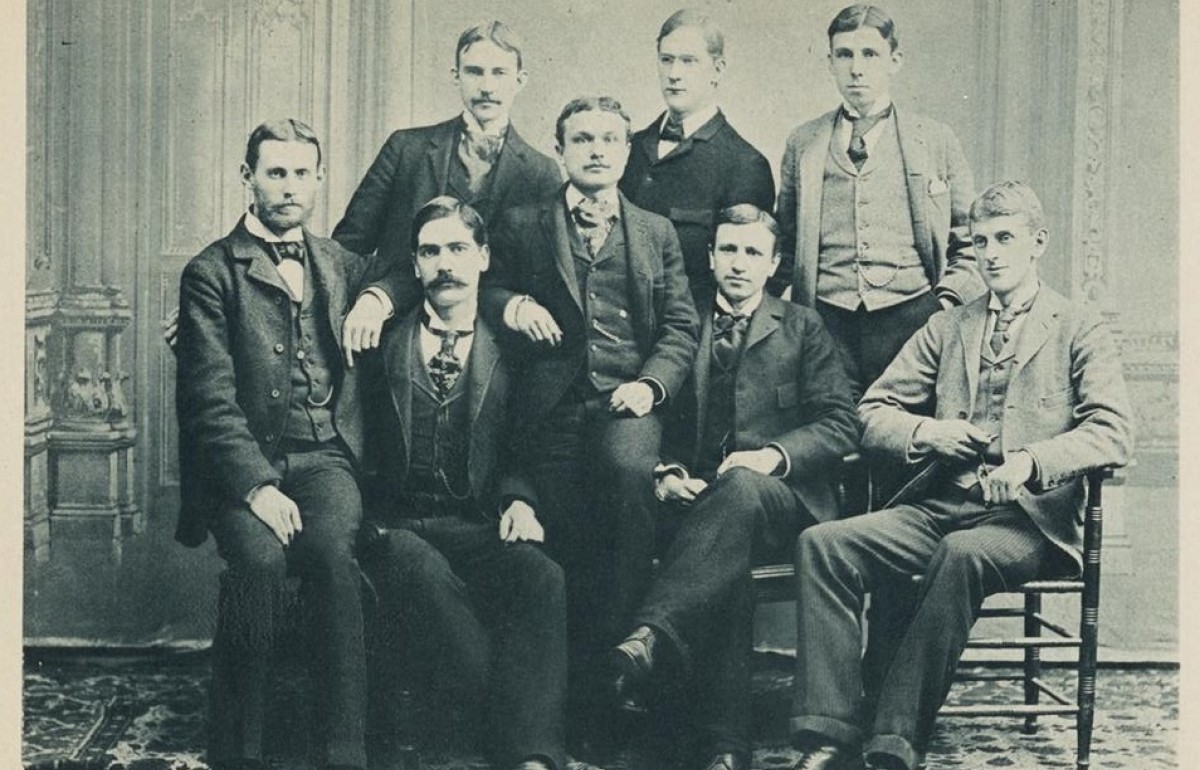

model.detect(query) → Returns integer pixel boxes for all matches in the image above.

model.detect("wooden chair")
[938,466,1115,770]
[751,465,1116,770]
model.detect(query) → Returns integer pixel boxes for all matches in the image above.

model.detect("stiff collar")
[661,103,720,140]
[988,280,1042,312]
[244,209,303,243]
[841,98,894,120]
[715,289,763,317]
[565,184,621,218]
[424,300,477,333]
[460,109,509,138]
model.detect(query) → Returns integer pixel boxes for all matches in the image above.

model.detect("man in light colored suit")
[786,181,1133,770]
[775,4,983,394]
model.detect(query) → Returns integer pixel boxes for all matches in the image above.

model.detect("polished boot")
[609,625,659,713]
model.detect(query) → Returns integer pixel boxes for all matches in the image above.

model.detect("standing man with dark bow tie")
[333,20,562,363]
[620,8,775,304]
[175,119,371,770]
[357,197,567,770]
[480,96,699,759]
[607,205,857,770]
[775,4,984,396]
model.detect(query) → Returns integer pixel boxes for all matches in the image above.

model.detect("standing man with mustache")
[334,20,562,363]
[358,197,567,770]
[481,96,699,759]
[775,4,983,396]
[175,119,369,770]
[619,8,775,304]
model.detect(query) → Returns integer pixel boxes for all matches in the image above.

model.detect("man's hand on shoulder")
[717,448,785,478]
[247,484,302,545]
[506,296,563,346]
[981,451,1035,506]
[499,500,545,544]
[912,419,993,462]
[341,290,391,368]
[609,381,655,417]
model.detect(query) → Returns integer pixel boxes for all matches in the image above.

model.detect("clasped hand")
[499,500,545,544]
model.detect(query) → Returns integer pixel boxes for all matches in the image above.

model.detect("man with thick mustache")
[334,20,562,363]
[481,96,699,755]
[175,119,368,770]
[358,197,566,770]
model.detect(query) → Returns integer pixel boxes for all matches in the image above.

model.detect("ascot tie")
[458,124,505,197]
[426,324,474,398]
[712,310,750,370]
[989,299,1033,357]
[660,114,686,143]
[572,198,618,257]
[844,105,893,170]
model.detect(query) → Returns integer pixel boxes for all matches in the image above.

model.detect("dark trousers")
[208,441,365,769]
[362,515,567,770]
[790,487,1063,770]
[637,468,816,759]
[523,393,663,735]
[816,291,942,398]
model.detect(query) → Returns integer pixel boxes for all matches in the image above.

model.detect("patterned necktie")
[458,125,504,197]
[845,105,893,170]
[660,114,685,143]
[269,241,306,264]
[989,299,1033,356]
[427,327,472,397]
[572,198,618,257]
[712,310,750,370]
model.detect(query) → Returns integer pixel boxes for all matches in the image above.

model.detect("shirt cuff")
[503,295,532,329]
[1018,448,1042,487]
[244,481,277,505]
[764,443,791,478]
[653,462,689,481]
[360,287,395,319]
[906,418,935,463]
[639,377,667,406]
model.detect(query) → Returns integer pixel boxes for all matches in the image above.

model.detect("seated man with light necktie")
[787,181,1133,770]
[357,197,567,770]
[606,204,857,770]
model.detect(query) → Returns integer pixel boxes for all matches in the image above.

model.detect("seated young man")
[609,205,857,770]
[787,181,1133,770]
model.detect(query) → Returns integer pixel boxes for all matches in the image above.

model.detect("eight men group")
[174,6,1134,770]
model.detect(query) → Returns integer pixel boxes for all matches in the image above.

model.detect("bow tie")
[713,311,749,340]
[660,115,686,143]
[268,240,307,264]
[572,197,617,229]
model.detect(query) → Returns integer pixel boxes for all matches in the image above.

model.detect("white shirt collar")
[244,210,304,243]
[565,184,621,216]
[988,280,1041,312]
[461,109,509,138]
[661,104,720,140]
[841,98,894,120]
[715,289,763,317]
[423,300,477,333]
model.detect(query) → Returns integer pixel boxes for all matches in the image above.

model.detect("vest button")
[270,388,280,398]
[265,433,274,442]
[297,350,306,360]
[589,291,597,299]
[619,309,628,318]
[644,174,654,184]
[274,343,284,353]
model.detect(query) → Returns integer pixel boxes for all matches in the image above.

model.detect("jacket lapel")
[488,126,534,206]
[956,296,990,414]
[466,318,500,434]
[742,294,784,352]
[691,294,715,457]
[1009,288,1062,380]
[304,232,347,343]
[425,119,458,198]
[637,119,660,164]
[894,109,936,269]
[655,110,725,164]
[229,219,292,299]
[798,112,836,304]
[383,309,420,471]
[544,201,584,311]
[620,196,654,324]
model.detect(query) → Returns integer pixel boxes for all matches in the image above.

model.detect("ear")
[712,55,727,85]
[889,49,905,73]
[767,252,782,278]
[1031,228,1049,258]
[451,67,461,87]
[478,243,491,273]
[315,164,327,183]
[240,162,252,184]
[708,246,716,273]
[515,69,529,89]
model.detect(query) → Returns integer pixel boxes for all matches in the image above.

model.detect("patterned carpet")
[23,651,1176,770]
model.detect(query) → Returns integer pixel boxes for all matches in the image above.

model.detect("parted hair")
[410,196,489,255]
[657,8,725,58]
[969,181,1047,232]
[712,204,783,256]
[554,96,632,146]
[828,4,899,52]
[456,20,524,70]
[244,118,322,170]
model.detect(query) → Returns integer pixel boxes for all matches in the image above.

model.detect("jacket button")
[274,343,284,354]
[296,350,306,360]
[265,433,274,442]
[270,388,280,398]
[619,309,628,318]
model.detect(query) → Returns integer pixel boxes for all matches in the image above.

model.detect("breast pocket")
[777,382,798,409]
[1039,387,1074,408]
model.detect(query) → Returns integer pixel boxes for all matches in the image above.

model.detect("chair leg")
[1022,592,1042,735]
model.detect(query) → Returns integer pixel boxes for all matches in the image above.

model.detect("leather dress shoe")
[791,742,861,770]
[700,751,749,770]
[609,625,659,713]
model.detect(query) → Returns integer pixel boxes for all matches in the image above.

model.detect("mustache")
[428,273,470,289]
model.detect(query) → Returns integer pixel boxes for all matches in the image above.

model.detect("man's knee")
[795,520,855,566]
[509,545,567,610]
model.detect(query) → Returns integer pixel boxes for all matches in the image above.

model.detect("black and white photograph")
[18,2,1183,769]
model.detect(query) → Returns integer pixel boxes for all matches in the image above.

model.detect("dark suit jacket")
[859,287,1134,569]
[619,110,775,296]
[775,106,984,305]
[480,188,700,423]
[663,293,859,522]
[175,218,371,547]
[363,307,537,517]
[332,117,561,317]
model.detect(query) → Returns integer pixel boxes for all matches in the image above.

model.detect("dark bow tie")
[660,114,686,143]
[268,240,307,264]
[713,310,750,340]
